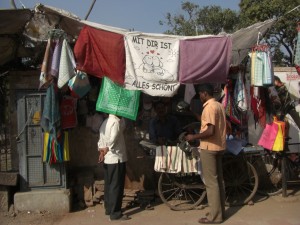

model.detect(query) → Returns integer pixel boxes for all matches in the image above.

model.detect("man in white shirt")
[98,114,130,220]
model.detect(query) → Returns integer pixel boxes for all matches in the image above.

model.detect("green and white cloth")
[96,77,140,120]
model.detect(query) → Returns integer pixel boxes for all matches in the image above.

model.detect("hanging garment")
[74,25,125,85]
[234,72,248,112]
[60,96,78,129]
[39,38,54,89]
[294,23,300,75]
[250,44,274,86]
[184,83,196,104]
[58,39,76,88]
[223,82,241,124]
[124,33,180,97]
[41,83,61,139]
[49,39,63,77]
[179,36,232,84]
[250,86,267,128]
[96,77,140,120]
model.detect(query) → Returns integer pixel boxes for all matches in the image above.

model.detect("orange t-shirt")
[199,98,226,151]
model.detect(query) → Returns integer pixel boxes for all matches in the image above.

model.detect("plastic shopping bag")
[258,122,279,150]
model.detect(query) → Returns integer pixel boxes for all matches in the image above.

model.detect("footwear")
[105,211,110,216]
[110,214,131,221]
[198,217,222,224]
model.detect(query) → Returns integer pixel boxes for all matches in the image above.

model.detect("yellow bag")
[272,117,285,151]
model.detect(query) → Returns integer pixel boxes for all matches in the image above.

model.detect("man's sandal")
[198,217,222,224]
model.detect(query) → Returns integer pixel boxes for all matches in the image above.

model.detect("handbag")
[257,122,279,151]
[68,71,91,98]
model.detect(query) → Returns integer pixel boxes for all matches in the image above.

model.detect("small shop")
[0,4,299,213]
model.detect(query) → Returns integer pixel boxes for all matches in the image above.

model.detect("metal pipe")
[84,0,96,20]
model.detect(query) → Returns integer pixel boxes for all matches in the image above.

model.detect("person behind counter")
[149,100,182,145]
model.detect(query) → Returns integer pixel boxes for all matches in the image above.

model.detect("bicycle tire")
[158,172,206,211]
[256,152,283,196]
[223,159,258,206]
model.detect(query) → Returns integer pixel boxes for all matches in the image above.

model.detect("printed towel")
[124,33,180,97]
[96,77,140,120]
[58,39,76,88]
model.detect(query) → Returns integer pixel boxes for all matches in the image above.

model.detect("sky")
[0,0,241,33]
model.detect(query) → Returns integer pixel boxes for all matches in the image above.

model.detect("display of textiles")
[250,44,274,87]
[294,23,300,75]
[43,131,70,164]
[38,29,76,90]
[222,82,241,125]
[234,72,248,112]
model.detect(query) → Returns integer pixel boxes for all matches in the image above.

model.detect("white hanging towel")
[184,83,196,104]
[124,33,180,97]
[58,39,76,88]
[234,72,248,111]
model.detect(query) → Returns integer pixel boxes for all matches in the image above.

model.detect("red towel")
[74,25,125,85]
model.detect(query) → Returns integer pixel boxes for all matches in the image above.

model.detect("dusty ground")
[0,210,64,225]
[1,188,300,225]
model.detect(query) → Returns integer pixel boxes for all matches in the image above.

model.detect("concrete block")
[14,189,71,214]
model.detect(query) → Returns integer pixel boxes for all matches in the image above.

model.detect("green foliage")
[239,0,300,66]
[159,2,238,36]
[160,0,300,66]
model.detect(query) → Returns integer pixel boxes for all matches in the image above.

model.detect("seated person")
[149,100,182,145]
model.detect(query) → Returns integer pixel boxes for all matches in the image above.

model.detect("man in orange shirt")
[185,83,226,224]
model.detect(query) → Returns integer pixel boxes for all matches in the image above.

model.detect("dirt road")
[1,189,300,225]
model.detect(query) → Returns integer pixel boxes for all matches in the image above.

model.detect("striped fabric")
[154,145,200,173]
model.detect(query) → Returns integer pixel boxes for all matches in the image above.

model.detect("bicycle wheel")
[256,152,283,196]
[158,172,206,211]
[223,158,258,206]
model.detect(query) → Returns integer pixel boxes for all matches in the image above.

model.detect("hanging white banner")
[124,33,180,97]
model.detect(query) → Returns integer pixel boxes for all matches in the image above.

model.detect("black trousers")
[103,162,126,220]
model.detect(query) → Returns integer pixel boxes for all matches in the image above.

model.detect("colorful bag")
[272,118,285,151]
[257,122,279,150]
[68,71,91,98]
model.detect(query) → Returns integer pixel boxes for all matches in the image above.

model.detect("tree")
[159,2,239,36]
[239,0,300,66]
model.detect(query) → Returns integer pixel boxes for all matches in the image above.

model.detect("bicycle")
[140,122,259,210]
[256,144,300,196]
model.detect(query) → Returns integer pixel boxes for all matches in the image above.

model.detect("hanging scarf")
[234,72,248,112]
[294,23,300,75]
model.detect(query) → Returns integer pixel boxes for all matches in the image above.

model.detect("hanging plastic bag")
[257,122,279,151]
[272,117,285,151]
[68,71,91,98]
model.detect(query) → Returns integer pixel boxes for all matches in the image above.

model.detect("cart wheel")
[223,159,258,206]
[158,172,206,211]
